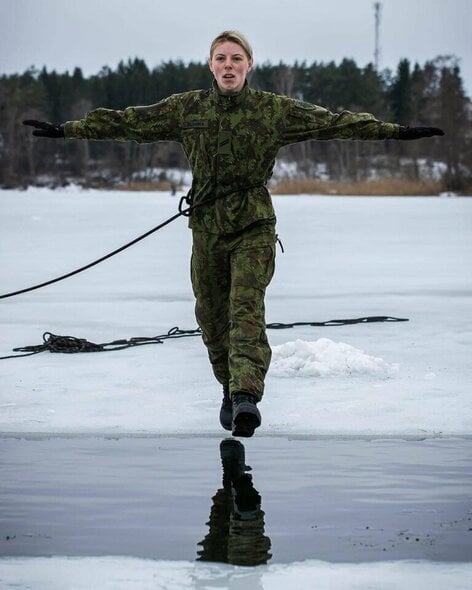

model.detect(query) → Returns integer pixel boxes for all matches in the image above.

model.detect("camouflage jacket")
[64,81,400,234]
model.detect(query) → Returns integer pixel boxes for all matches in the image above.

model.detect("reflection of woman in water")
[197,439,272,566]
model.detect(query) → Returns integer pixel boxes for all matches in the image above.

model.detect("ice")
[1,189,471,436]
[0,557,471,590]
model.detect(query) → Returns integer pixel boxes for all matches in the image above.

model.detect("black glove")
[398,126,444,140]
[23,120,65,138]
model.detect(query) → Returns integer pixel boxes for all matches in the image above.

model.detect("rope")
[0,316,408,360]
[267,316,409,328]
[0,327,202,359]
[0,183,265,300]
[0,210,185,300]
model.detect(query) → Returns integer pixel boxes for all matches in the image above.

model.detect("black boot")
[220,440,259,516]
[219,385,232,431]
[231,393,261,438]
[220,438,250,488]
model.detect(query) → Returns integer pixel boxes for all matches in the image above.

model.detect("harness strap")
[180,181,267,217]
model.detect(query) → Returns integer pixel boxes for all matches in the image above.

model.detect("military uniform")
[64,81,399,400]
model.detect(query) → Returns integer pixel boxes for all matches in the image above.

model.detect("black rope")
[0,209,186,300]
[0,316,408,360]
[266,316,409,329]
[0,183,266,300]
[0,327,202,359]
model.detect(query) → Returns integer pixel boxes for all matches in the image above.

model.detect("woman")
[24,31,443,437]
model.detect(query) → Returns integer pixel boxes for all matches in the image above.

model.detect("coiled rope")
[0,317,408,360]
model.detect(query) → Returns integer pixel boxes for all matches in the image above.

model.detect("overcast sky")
[1,0,470,98]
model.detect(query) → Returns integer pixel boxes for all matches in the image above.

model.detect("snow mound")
[270,338,399,378]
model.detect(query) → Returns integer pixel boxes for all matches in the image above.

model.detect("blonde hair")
[209,30,253,60]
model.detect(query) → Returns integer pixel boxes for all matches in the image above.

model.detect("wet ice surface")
[1,435,470,563]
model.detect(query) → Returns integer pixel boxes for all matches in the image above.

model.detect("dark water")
[1,435,471,563]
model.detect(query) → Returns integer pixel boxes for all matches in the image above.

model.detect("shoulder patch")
[293,99,316,110]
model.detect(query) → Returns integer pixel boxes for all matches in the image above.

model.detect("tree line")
[0,55,470,191]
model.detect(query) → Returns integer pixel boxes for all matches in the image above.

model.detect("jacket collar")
[212,79,250,107]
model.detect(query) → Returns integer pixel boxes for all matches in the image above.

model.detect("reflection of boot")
[197,439,272,566]
[232,473,261,520]
[197,439,248,562]
[220,438,251,489]
[227,471,272,566]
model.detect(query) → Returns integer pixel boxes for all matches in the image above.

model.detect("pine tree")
[389,59,412,124]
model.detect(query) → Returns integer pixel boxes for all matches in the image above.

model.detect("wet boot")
[219,385,232,431]
[231,393,261,438]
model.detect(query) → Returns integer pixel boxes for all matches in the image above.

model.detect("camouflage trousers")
[191,225,276,400]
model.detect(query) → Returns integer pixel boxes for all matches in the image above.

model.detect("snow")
[0,557,471,590]
[1,188,471,437]
[271,338,399,378]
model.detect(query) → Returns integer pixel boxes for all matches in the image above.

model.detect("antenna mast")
[374,2,382,71]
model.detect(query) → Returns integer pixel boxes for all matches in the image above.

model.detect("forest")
[0,54,470,193]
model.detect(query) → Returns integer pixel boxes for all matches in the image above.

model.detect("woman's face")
[208,41,253,94]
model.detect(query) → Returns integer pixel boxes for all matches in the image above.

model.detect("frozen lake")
[1,189,471,588]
